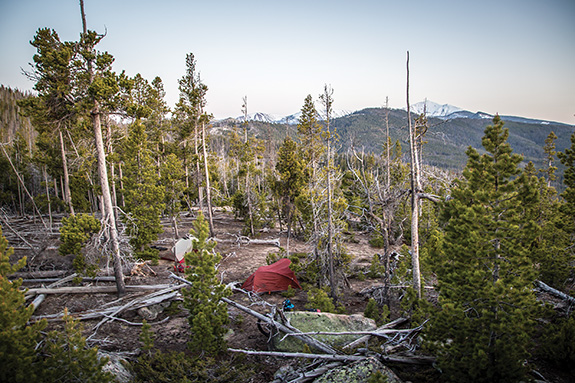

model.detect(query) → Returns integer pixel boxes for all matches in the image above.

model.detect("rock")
[137,301,170,320]
[271,311,376,352]
[99,351,133,383]
[314,357,403,383]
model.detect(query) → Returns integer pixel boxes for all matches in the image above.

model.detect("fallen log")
[27,273,78,314]
[24,284,173,298]
[535,280,575,306]
[228,348,364,362]
[213,236,280,247]
[32,289,183,322]
[88,283,186,339]
[10,270,68,280]
[21,276,116,284]
[380,354,436,365]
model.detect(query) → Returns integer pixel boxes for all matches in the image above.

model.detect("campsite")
[7,210,423,382]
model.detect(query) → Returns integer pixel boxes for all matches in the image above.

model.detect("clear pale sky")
[1,0,574,124]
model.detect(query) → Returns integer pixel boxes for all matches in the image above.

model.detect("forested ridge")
[1,5,575,382]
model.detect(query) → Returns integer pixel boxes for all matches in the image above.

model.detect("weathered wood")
[535,279,575,305]
[281,327,415,341]
[24,284,173,297]
[27,273,78,314]
[271,362,343,383]
[213,236,280,247]
[32,289,182,322]
[21,276,116,284]
[10,270,69,279]
[228,348,364,362]
[343,317,409,349]
[380,354,436,365]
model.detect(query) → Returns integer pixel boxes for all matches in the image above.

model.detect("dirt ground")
[7,210,395,382]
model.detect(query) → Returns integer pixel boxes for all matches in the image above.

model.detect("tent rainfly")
[161,236,198,263]
[242,258,302,293]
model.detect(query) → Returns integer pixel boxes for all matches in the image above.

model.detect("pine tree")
[182,213,230,355]
[0,228,45,382]
[121,120,165,261]
[428,115,540,382]
[274,136,306,253]
[1,228,112,383]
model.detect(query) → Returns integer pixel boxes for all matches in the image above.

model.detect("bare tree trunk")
[81,0,125,296]
[385,96,391,189]
[194,126,204,212]
[92,109,125,296]
[59,128,74,215]
[43,165,53,228]
[322,85,336,302]
[406,51,422,299]
[202,121,214,237]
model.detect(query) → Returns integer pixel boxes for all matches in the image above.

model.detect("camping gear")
[242,258,302,293]
[283,299,294,312]
[161,236,197,272]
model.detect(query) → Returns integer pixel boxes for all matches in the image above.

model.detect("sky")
[1,0,574,124]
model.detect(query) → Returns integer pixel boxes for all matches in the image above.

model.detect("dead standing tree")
[406,51,422,299]
[78,0,125,295]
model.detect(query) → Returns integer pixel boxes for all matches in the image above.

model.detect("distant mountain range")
[229,100,567,128]
[216,100,574,181]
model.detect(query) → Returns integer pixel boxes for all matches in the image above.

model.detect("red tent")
[242,258,302,293]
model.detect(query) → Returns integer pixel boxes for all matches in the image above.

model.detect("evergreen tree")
[0,228,112,382]
[428,115,540,382]
[274,136,306,252]
[182,213,230,355]
[0,228,45,382]
[161,153,186,240]
[121,120,165,261]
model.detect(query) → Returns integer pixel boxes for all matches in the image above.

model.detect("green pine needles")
[427,116,541,382]
[1,228,113,383]
[182,212,230,355]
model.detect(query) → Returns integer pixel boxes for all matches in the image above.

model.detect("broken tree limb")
[32,289,182,322]
[21,276,116,284]
[87,283,187,340]
[380,354,436,365]
[228,348,364,362]
[169,273,338,354]
[24,283,174,298]
[27,273,78,314]
[281,327,416,342]
[343,317,409,350]
[270,361,343,383]
[535,279,575,306]
[213,236,280,247]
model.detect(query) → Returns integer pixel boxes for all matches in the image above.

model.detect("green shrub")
[59,213,101,257]
[364,298,389,326]
[305,288,336,313]
[368,254,385,279]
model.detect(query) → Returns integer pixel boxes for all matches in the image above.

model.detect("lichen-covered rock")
[99,351,133,383]
[313,357,402,383]
[271,311,376,352]
[137,301,170,320]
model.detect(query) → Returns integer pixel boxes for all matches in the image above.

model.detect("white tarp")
[171,236,197,263]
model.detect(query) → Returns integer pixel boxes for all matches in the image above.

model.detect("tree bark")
[202,120,214,236]
[59,128,74,215]
[92,109,126,296]
[406,51,422,299]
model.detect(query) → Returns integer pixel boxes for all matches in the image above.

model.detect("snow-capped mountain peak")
[409,100,462,117]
